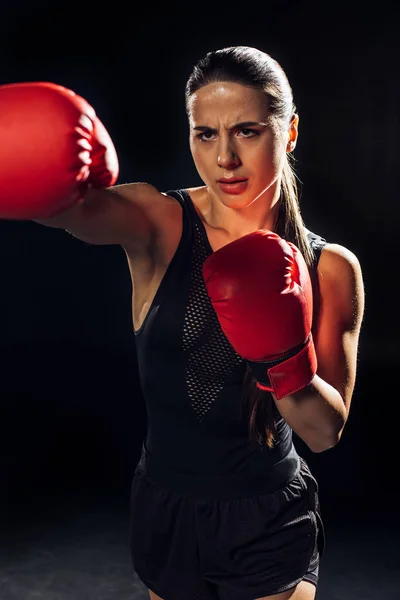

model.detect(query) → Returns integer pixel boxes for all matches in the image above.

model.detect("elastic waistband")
[135,442,301,500]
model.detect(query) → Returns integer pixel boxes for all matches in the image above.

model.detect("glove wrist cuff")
[248,335,317,400]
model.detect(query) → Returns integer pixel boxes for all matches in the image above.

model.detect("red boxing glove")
[0,82,119,219]
[202,230,317,400]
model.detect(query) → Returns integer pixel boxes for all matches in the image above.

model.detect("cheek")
[248,145,277,176]
[191,145,211,176]
[257,140,285,174]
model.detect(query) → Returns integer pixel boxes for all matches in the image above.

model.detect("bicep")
[313,244,365,413]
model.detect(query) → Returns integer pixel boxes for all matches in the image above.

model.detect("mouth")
[217,178,249,194]
[217,178,248,183]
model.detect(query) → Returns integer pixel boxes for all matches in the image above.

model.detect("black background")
[0,0,398,531]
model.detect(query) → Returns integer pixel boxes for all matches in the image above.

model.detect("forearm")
[272,374,347,452]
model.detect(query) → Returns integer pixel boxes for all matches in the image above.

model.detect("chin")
[209,186,252,209]
[224,197,254,210]
[220,192,262,211]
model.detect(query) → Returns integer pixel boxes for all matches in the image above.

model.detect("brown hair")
[185,46,316,450]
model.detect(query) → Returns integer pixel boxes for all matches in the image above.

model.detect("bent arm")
[272,244,365,452]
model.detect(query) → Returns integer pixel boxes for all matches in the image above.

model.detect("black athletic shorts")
[129,443,326,600]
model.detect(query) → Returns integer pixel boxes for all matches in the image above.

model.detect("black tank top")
[134,189,326,477]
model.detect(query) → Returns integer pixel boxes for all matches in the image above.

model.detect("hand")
[0,82,119,219]
[202,230,317,400]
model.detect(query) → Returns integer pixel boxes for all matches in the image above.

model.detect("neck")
[205,181,281,239]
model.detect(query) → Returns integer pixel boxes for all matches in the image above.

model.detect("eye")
[238,128,258,137]
[196,131,216,141]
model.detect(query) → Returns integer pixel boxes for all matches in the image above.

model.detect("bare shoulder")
[319,242,362,275]
[110,181,182,235]
[318,243,365,329]
[109,181,177,211]
[106,182,182,258]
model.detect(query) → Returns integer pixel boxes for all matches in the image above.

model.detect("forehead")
[188,81,269,122]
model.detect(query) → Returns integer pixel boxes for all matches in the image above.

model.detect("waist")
[135,440,301,500]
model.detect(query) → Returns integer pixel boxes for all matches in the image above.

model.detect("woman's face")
[188,81,298,210]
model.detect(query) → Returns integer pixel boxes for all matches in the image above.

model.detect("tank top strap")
[305,229,327,332]
[306,229,327,268]
[164,188,192,238]
[166,188,213,254]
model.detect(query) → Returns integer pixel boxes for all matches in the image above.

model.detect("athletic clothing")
[130,188,327,597]
[134,188,326,478]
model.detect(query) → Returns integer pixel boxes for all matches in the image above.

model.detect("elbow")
[307,425,344,454]
[308,439,338,453]
[310,405,348,453]
[307,427,343,454]
[329,412,348,448]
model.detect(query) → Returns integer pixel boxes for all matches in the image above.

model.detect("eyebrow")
[192,121,267,132]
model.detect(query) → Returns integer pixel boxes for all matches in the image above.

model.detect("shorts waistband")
[135,442,301,500]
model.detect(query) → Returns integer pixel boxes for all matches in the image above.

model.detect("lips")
[217,179,249,195]
[217,178,248,183]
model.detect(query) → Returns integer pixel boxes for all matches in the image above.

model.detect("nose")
[217,138,241,170]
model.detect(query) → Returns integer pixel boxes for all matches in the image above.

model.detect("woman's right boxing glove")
[0,82,119,220]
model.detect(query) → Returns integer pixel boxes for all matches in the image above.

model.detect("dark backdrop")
[0,1,398,530]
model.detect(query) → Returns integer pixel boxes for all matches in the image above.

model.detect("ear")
[286,114,299,153]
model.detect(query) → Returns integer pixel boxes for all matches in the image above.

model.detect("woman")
[0,46,364,599]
